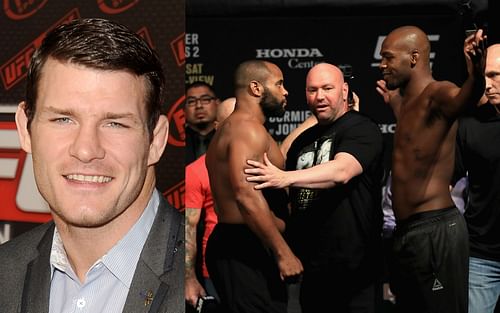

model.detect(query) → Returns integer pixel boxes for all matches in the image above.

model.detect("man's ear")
[147,114,169,166]
[410,49,419,67]
[249,80,263,97]
[342,82,349,102]
[15,101,32,153]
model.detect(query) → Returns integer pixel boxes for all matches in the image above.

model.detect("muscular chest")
[394,104,427,150]
[393,102,449,165]
[394,93,448,145]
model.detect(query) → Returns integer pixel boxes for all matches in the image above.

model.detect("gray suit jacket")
[0,196,185,313]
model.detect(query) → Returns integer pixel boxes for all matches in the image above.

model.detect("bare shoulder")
[424,80,460,100]
[217,115,268,161]
[425,80,457,91]
[231,116,268,142]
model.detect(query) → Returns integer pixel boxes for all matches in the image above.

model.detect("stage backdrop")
[187,13,473,171]
[0,0,184,244]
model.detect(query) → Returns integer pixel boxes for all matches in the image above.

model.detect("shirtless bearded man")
[205,60,303,313]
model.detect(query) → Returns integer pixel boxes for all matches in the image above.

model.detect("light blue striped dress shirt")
[48,189,159,313]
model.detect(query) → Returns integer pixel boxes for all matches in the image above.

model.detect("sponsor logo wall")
[0,0,184,243]
[187,14,467,170]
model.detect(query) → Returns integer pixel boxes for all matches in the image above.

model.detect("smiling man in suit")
[0,18,184,313]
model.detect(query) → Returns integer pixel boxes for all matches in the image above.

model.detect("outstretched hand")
[245,153,290,189]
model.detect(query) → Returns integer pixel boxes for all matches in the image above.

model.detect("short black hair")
[186,81,218,97]
[25,18,165,136]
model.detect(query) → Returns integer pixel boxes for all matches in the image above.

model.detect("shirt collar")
[50,189,160,288]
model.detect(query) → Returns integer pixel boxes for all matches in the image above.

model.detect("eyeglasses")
[185,95,216,107]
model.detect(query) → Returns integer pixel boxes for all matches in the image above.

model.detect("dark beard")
[385,80,399,90]
[385,74,407,91]
[260,89,285,118]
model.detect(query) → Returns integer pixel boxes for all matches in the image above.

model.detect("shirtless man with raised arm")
[376,26,486,313]
[205,60,303,313]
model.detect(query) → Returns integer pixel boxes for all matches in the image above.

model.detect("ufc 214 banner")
[0,0,185,243]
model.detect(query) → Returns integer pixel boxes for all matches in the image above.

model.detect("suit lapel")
[21,224,54,313]
[122,196,183,313]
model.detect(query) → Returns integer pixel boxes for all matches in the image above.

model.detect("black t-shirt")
[455,103,500,261]
[185,126,215,165]
[285,111,384,279]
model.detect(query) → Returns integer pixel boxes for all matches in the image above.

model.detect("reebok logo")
[432,278,444,291]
